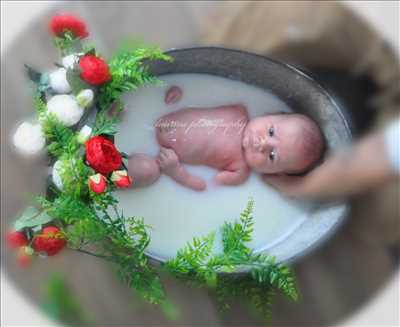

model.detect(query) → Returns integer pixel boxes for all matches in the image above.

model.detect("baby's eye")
[269,149,275,161]
[268,126,274,137]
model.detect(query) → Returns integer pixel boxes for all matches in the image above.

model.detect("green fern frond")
[222,198,254,259]
[97,47,172,111]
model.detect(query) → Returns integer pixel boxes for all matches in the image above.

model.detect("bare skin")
[155,104,250,190]
[128,86,323,191]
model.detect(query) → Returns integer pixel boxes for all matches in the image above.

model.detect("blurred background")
[1,1,399,326]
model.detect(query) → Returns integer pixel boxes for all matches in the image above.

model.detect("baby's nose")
[258,137,269,152]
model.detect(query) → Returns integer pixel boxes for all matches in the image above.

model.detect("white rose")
[12,122,45,156]
[76,89,94,108]
[47,94,84,127]
[62,53,81,70]
[49,68,71,94]
[52,160,64,190]
[77,125,92,144]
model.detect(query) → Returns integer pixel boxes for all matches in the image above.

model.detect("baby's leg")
[215,165,250,186]
[128,154,161,187]
[157,147,206,191]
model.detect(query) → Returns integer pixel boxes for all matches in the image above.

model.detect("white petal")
[62,54,79,70]
[77,125,92,144]
[12,122,45,155]
[47,94,84,127]
[49,68,71,94]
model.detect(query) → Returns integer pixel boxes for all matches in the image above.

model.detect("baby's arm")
[157,147,206,191]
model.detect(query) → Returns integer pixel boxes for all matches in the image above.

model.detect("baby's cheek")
[246,151,266,171]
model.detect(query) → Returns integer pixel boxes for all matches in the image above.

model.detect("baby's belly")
[156,127,239,169]
[155,105,247,169]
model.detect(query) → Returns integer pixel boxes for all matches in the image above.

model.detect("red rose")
[33,226,66,256]
[6,231,28,249]
[85,136,122,175]
[79,55,111,85]
[49,14,88,38]
[111,170,133,188]
[88,173,107,194]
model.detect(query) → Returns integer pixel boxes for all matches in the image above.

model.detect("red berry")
[33,227,66,256]
[79,55,111,86]
[17,254,32,267]
[6,231,28,249]
[17,247,33,268]
[49,14,88,38]
[88,174,107,194]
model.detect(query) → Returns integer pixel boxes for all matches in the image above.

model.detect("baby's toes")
[165,86,183,105]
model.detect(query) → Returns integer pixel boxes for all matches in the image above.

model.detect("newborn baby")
[128,86,324,191]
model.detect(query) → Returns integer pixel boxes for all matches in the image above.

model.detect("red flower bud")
[85,136,122,175]
[6,231,28,249]
[88,174,107,194]
[17,247,34,268]
[79,55,111,85]
[111,170,133,188]
[33,227,66,256]
[49,14,88,38]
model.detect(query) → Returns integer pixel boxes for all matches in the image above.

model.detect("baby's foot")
[164,86,183,105]
[157,147,206,191]
[128,154,160,187]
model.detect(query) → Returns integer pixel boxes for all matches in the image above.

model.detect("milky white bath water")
[115,74,309,260]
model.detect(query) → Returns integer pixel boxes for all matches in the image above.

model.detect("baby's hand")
[157,147,180,175]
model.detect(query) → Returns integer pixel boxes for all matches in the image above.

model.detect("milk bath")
[115,74,309,260]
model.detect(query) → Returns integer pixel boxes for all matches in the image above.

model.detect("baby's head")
[242,113,324,174]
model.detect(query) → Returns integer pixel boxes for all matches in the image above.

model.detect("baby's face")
[242,114,322,174]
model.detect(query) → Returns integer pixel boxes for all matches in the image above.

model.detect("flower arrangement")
[6,13,299,321]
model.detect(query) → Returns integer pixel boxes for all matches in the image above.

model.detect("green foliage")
[44,118,78,158]
[14,206,53,231]
[33,95,47,116]
[92,101,123,136]
[34,96,79,158]
[215,274,275,319]
[97,47,172,111]
[165,233,216,286]
[66,68,92,95]
[20,31,300,323]
[60,156,92,198]
[25,65,50,92]
[222,198,254,259]
[57,190,167,304]
[38,194,96,225]
[53,31,82,56]
[164,199,299,319]
[251,258,299,301]
[41,274,91,326]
